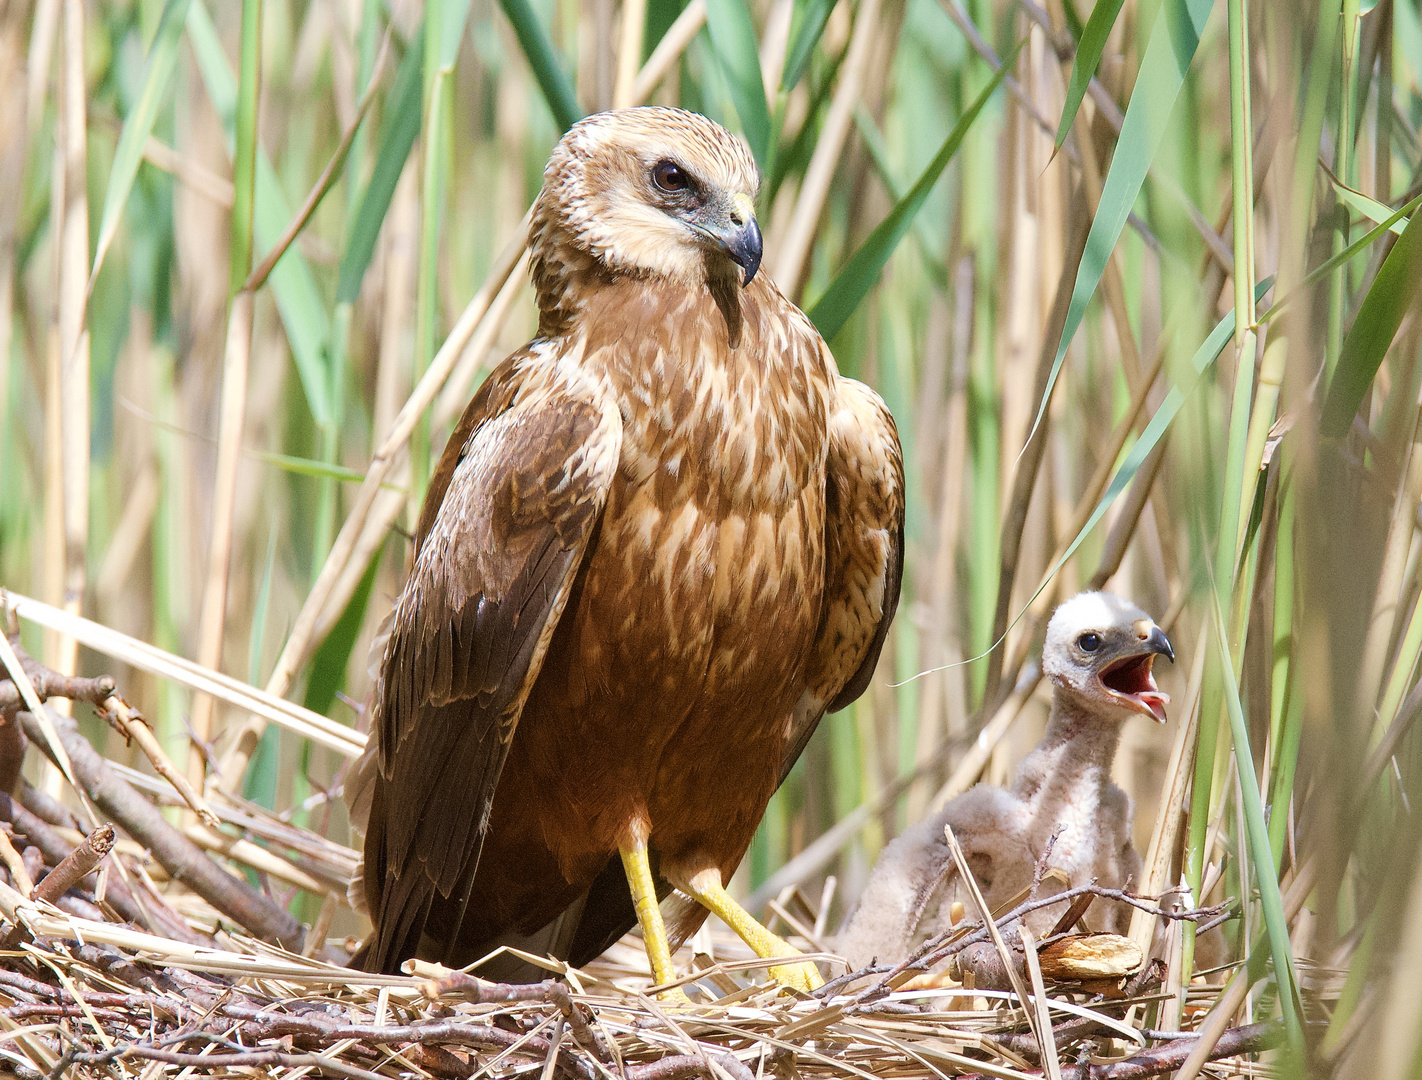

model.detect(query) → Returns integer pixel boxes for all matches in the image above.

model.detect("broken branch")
[99,696,220,828]
[16,707,303,949]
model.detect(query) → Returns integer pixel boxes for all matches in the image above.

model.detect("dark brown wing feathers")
[362,350,620,973]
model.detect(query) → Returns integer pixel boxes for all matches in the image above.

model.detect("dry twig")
[16,707,303,949]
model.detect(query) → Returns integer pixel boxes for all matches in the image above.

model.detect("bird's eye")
[652,160,689,192]
[1078,632,1102,652]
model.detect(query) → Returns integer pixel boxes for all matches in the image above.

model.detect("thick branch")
[1062,1021,1282,1079]
[0,651,113,716]
[16,707,303,949]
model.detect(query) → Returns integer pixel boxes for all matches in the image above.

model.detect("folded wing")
[361,348,621,973]
[785,374,906,769]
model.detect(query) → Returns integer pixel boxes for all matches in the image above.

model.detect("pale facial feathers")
[1043,590,1172,723]
[533,107,762,289]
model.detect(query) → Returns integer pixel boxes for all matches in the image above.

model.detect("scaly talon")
[680,868,823,994]
[620,838,682,992]
[768,958,823,993]
[654,984,694,1006]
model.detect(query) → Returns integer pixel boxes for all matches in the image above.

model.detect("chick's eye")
[1078,632,1102,652]
[652,160,689,192]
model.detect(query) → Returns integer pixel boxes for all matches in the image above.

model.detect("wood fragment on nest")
[0,923,1294,1080]
[0,642,305,950]
[1037,933,1143,981]
[0,822,113,947]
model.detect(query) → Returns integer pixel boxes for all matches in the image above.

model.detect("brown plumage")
[351,108,904,982]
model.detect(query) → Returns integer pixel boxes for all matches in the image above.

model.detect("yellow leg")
[619,841,688,1001]
[683,869,823,992]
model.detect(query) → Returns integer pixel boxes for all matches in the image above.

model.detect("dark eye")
[652,160,689,192]
[1078,632,1102,652]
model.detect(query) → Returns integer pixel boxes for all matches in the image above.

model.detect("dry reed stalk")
[629,0,707,112]
[758,0,795,101]
[0,827,34,896]
[181,822,332,894]
[40,130,65,704]
[1018,925,1063,1080]
[1087,438,1172,596]
[612,0,647,108]
[909,290,971,823]
[0,10,22,501]
[434,252,532,426]
[1358,392,1422,720]
[0,632,80,797]
[141,136,235,208]
[928,670,1042,812]
[188,290,254,787]
[23,0,57,134]
[56,0,88,659]
[310,483,406,653]
[375,162,419,444]
[93,460,159,608]
[771,0,882,301]
[302,890,339,957]
[3,590,364,757]
[101,696,219,828]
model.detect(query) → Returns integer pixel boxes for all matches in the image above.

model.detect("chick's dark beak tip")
[727,218,763,287]
[1147,625,1175,663]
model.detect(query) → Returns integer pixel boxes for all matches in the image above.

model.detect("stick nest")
[0,639,1291,1079]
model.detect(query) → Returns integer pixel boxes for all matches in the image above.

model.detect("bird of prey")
[351,108,905,991]
[836,592,1172,970]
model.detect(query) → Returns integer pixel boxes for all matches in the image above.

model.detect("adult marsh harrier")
[353,108,905,991]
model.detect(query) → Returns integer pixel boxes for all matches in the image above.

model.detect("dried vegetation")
[1,0,1421,1074]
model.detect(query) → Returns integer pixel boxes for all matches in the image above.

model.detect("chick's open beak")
[1099,623,1174,723]
[704,192,762,286]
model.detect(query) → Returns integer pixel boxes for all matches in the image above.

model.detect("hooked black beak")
[698,192,762,287]
[1144,625,1174,663]
[722,216,763,287]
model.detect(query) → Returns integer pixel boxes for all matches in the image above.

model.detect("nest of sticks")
[0,624,1308,1079]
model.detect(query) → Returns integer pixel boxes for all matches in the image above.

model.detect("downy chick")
[836,591,1173,969]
